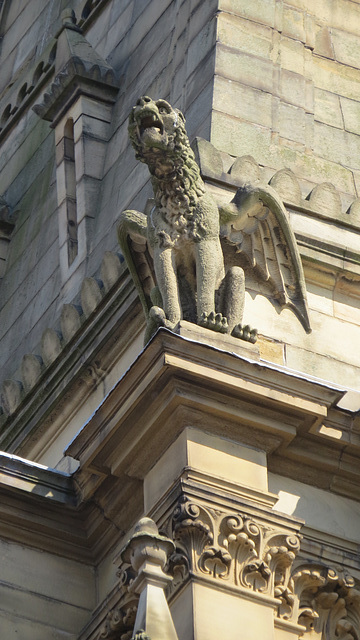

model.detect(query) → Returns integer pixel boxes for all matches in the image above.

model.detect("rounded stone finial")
[61,9,76,25]
[134,517,159,536]
[121,517,175,574]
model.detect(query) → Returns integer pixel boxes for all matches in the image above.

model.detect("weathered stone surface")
[215,45,274,93]
[279,36,306,75]
[312,55,360,102]
[331,27,360,68]
[278,101,306,145]
[340,96,360,136]
[307,182,342,217]
[218,0,276,28]
[213,75,272,128]
[282,4,305,42]
[217,11,272,59]
[269,168,302,204]
[314,25,334,58]
[100,251,122,292]
[41,328,62,367]
[60,304,82,343]
[80,277,103,317]
[229,155,260,183]
[314,88,343,129]
[21,354,43,392]
[0,379,22,416]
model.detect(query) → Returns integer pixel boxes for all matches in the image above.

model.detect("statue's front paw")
[199,311,229,334]
[149,306,175,330]
[232,324,258,343]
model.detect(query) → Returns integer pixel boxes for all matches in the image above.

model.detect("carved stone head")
[128,96,187,174]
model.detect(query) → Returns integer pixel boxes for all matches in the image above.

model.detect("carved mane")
[129,101,206,247]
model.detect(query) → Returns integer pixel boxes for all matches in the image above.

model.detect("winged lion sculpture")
[118,96,310,345]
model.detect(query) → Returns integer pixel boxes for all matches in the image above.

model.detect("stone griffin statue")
[118,96,310,345]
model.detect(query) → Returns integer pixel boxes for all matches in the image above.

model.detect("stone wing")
[117,209,155,320]
[219,183,311,333]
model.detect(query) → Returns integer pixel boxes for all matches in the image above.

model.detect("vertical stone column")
[142,428,304,640]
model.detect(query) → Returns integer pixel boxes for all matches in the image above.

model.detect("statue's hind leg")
[218,266,258,343]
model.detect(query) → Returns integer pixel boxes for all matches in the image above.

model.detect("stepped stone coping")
[0,250,123,419]
[61,304,82,343]
[1,380,22,417]
[21,354,43,393]
[192,137,360,232]
[81,277,103,318]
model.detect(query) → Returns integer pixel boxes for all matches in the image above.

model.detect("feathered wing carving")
[219,183,311,333]
[117,208,155,320]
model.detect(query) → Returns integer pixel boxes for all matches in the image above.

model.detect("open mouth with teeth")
[136,111,164,142]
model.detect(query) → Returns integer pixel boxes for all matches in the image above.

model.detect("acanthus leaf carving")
[97,561,139,639]
[166,496,301,605]
[285,564,360,640]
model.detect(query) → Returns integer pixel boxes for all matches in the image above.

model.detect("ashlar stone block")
[213,76,272,128]
[314,121,360,171]
[314,88,343,129]
[312,56,360,102]
[282,5,305,43]
[217,11,273,59]
[211,111,272,164]
[331,27,360,69]
[279,36,306,76]
[144,427,268,512]
[278,102,306,145]
[218,0,276,28]
[215,45,274,93]
[340,96,360,136]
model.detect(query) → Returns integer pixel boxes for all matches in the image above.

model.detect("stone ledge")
[65,328,355,505]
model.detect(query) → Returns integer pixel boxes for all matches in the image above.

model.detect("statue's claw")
[199,311,229,334]
[144,306,176,343]
[231,324,258,343]
[149,306,175,330]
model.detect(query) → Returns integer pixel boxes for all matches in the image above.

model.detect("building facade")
[0,0,360,638]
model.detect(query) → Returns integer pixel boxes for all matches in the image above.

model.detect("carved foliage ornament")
[166,496,301,604]
[97,566,138,640]
[118,96,311,345]
[166,499,360,639]
[290,565,360,640]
